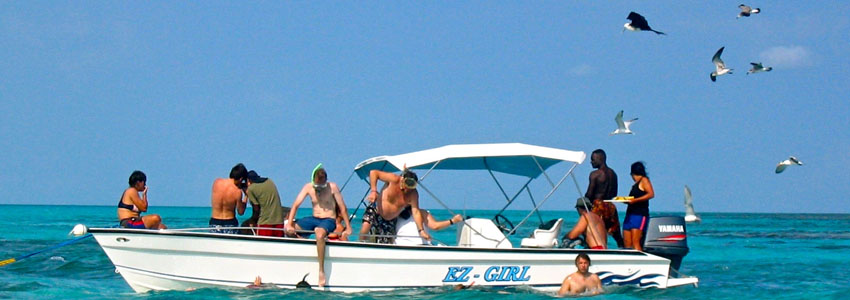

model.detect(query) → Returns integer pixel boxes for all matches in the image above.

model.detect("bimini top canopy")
[354,143,586,180]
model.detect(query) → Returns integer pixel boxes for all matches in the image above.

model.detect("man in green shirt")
[246,170,284,237]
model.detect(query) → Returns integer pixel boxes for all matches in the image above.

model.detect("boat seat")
[457,218,513,248]
[520,218,563,248]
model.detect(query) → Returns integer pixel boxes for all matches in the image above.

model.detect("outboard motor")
[643,216,689,272]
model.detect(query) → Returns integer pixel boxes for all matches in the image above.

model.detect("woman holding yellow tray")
[624,161,654,251]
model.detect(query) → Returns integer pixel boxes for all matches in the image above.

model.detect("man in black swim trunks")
[359,168,430,244]
[210,163,249,234]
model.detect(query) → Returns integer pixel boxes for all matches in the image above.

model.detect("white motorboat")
[89,143,698,293]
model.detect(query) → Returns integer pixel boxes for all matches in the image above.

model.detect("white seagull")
[623,12,666,35]
[747,62,772,75]
[737,4,761,19]
[710,46,733,82]
[684,185,701,223]
[775,156,803,174]
[610,110,638,135]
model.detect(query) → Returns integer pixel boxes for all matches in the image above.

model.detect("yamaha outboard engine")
[643,216,690,272]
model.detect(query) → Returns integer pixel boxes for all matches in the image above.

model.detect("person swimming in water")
[558,253,603,296]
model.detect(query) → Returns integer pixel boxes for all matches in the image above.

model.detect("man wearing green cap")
[285,164,352,287]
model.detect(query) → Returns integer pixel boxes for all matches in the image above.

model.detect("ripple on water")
[0,281,49,292]
[695,230,850,240]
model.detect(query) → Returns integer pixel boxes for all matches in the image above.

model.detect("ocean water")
[1,205,848,299]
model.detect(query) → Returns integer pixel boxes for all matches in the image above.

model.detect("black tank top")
[626,180,649,216]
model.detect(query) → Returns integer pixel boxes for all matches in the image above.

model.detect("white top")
[354,143,586,179]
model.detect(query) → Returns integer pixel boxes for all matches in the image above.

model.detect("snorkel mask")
[401,169,418,190]
[312,163,328,191]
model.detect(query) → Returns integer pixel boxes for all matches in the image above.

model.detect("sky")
[1,2,848,214]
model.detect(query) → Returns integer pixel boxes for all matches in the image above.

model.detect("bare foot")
[318,271,326,287]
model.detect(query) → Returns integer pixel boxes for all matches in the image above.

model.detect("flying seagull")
[610,110,638,135]
[737,4,761,19]
[710,47,733,82]
[775,156,803,174]
[624,12,666,35]
[747,62,772,75]
[684,185,701,223]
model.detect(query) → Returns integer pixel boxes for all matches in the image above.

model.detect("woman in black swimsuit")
[623,162,654,251]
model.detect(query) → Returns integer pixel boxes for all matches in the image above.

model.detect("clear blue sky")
[1,2,848,213]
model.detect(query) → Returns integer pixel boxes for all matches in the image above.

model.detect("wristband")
[449,219,454,225]
[418,228,424,232]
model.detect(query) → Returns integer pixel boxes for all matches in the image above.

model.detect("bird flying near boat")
[775,156,803,174]
[684,185,701,223]
[737,4,761,19]
[747,62,772,75]
[624,12,666,35]
[610,110,638,135]
[710,47,733,82]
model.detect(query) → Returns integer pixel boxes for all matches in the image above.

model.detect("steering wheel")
[493,214,515,234]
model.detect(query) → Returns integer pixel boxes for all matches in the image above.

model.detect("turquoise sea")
[1,205,848,299]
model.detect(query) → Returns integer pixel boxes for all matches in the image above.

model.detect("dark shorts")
[119,216,146,229]
[623,214,648,231]
[362,202,397,244]
[209,217,239,234]
[257,224,284,237]
[296,216,336,237]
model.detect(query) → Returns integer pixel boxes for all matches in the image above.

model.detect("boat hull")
[91,228,689,293]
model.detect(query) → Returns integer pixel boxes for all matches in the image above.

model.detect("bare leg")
[623,230,633,249]
[142,214,166,229]
[315,228,328,287]
[630,229,643,251]
[359,221,371,241]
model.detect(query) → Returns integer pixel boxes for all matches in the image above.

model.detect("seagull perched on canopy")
[710,47,733,82]
[737,4,761,19]
[624,12,665,35]
[775,156,803,174]
[747,62,772,75]
[610,110,638,135]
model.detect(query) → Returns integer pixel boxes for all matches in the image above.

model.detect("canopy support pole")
[500,161,580,243]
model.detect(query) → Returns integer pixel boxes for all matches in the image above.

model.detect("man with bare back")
[566,197,607,249]
[359,169,430,244]
[209,163,248,234]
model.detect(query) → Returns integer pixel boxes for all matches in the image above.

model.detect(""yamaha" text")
[658,225,684,232]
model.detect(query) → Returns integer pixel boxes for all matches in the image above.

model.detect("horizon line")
[0,203,846,215]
